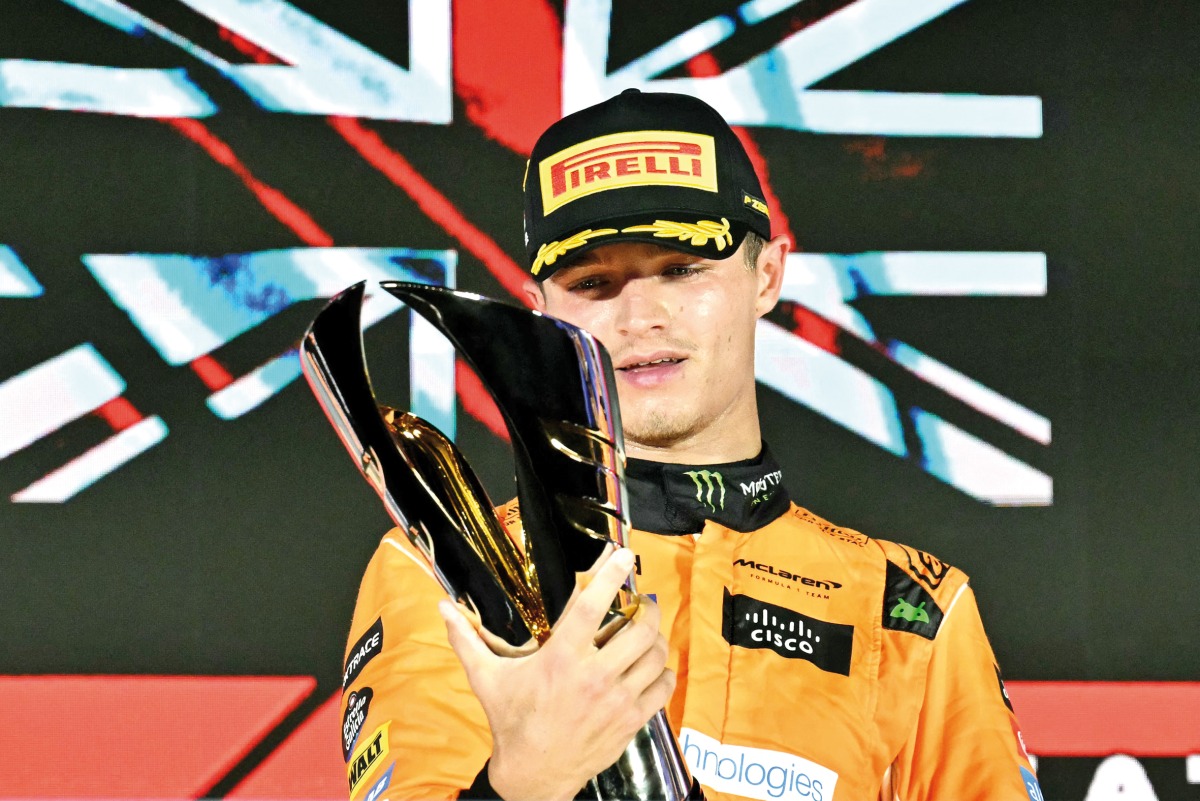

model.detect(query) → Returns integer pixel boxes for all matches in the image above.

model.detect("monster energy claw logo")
[685,470,725,512]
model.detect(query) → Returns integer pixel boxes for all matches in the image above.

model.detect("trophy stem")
[582,711,699,801]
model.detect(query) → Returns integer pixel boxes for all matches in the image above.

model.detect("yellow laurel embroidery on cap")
[621,218,733,251]
[530,228,618,276]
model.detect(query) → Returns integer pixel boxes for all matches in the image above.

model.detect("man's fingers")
[552,548,636,652]
[617,629,670,692]
[438,599,497,674]
[478,624,539,658]
[602,598,664,675]
[593,606,634,648]
[636,667,677,721]
[559,542,616,623]
[583,541,618,579]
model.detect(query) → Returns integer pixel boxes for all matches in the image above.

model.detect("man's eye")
[664,264,702,277]
[569,276,605,291]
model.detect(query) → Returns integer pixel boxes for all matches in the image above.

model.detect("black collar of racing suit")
[624,442,792,535]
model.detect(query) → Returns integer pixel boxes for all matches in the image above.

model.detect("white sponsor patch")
[680,728,838,801]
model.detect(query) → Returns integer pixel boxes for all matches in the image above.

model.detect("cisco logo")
[742,606,821,655]
[722,589,853,675]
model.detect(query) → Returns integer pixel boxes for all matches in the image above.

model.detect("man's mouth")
[617,357,683,372]
[613,354,687,388]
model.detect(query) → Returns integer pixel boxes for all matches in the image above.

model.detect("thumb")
[438,599,496,674]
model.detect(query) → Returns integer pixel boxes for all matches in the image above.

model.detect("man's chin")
[621,410,698,450]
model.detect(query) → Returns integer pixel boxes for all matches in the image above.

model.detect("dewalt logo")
[347,720,390,796]
[685,470,725,512]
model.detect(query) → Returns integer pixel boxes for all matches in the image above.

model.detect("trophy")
[300,281,701,801]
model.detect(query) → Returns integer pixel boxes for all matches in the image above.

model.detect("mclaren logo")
[539,130,718,214]
[733,558,842,593]
[685,470,725,511]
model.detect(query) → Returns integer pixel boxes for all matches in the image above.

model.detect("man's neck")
[624,410,763,465]
[625,438,763,465]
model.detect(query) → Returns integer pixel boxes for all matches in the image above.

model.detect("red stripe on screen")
[191,354,236,391]
[328,116,532,304]
[456,358,510,442]
[453,0,563,156]
[164,118,334,247]
[0,675,314,798]
[93,397,143,431]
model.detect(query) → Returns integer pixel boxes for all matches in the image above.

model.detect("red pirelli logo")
[539,130,718,215]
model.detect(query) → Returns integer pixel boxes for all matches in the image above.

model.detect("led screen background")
[0,0,1197,797]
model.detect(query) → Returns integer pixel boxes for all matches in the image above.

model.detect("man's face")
[528,238,786,453]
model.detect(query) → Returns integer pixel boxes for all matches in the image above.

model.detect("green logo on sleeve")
[889,599,931,624]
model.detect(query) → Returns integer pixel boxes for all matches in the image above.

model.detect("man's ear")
[754,235,789,318]
[522,277,547,311]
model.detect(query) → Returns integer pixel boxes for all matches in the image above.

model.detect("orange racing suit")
[339,446,1040,801]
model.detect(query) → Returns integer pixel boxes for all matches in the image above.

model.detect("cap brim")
[530,214,751,281]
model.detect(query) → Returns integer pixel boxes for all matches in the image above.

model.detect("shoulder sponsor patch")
[791,507,869,547]
[680,727,837,801]
[538,130,718,215]
[722,588,853,675]
[363,760,395,801]
[348,720,390,798]
[343,617,383,690]
[882,561,944,639]
[897,543,951,590]
[342,687,373,761]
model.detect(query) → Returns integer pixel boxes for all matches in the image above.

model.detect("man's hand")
[438,548,674,801]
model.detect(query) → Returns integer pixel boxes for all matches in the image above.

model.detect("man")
[340,89,1040,801]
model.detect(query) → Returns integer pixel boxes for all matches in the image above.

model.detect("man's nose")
[615,279,671,337]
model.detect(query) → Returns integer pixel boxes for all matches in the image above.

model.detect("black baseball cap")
[523,89,772,281]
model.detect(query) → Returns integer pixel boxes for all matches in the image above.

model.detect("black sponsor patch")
[343,617,383,690]
[721,588,853,675]
[996,664,1015,713]
[882,561,944,639]
[342,687,373,761]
